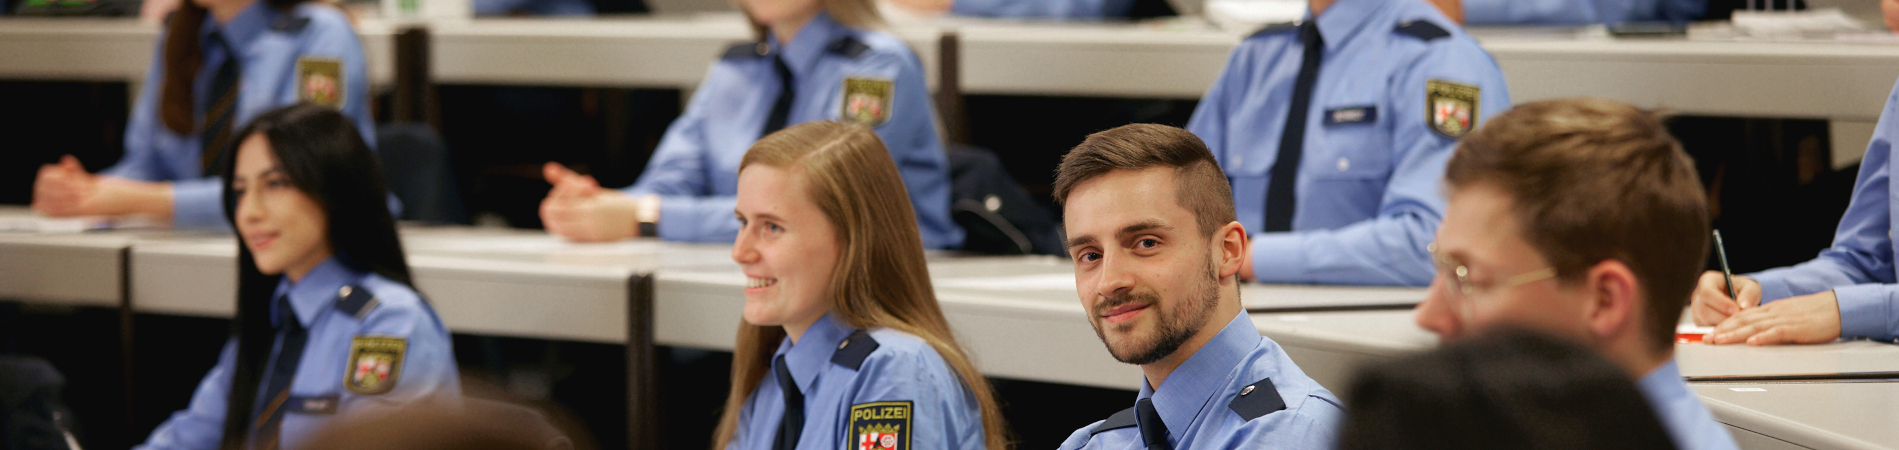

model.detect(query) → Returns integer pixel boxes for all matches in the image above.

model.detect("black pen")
[1713,230,1737,304]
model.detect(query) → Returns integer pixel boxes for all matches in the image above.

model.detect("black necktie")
[201,31,242,174]
[251,295,308,450]
[761,54,795,138]
[771,354,804,450]
[1136,398,1170,450]
[1264,21,1324,232]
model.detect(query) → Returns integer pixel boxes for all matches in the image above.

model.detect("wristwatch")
[635,195,661,238]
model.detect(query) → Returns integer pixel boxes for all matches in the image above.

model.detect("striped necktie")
[250,295,308,450]
[200,31,242,174]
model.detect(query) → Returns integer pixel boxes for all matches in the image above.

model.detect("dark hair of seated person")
[1337,327,1679,450]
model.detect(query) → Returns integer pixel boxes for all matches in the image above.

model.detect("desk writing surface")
[1692,382,1899,450]
[429,14,940,89]
[924,256,1427,311]
[0,232,139,307]
[1249,310,1435,393]
[1677,340,1899,380]
[0,17,397,87]
[653,260,1146,390]
[125,227,734,342]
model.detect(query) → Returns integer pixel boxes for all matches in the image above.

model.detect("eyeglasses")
[1427,243,1557,319]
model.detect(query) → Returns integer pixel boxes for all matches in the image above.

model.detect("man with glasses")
[1411,98,1739,450]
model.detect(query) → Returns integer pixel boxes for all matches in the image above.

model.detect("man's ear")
[1215,221,1247,283]
[1584,260,1640,342]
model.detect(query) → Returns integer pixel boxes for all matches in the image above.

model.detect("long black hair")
[214,103,412,449]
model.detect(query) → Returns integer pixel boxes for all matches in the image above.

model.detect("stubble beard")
[1090,256,1222,365]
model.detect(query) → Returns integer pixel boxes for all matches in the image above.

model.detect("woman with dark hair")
[716,121,1008,450]
[31,0,371,230]
[137,104,458,450]
[1338,327,1678,450]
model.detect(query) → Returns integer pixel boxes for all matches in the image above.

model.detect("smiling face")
[1064,167,1224,365]
[732,163,841,339]
[231,133,333,282]
[1414,183,1591,343]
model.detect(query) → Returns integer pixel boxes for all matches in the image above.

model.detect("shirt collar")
[1310,0,1388,53]
[773,311,856,393]
[765,11,845,80]
[1137,312,1261,442]
[1636,358,1689,408]
[202,1,276,52]
[270,256,361,328]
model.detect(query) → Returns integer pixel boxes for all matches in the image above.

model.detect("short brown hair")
[1445,98,1709,353]
[1053,124,1237,239]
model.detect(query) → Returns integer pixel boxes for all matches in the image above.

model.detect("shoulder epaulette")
[1394,20,1450,41]
[1091,406,1139,435]
[1250,21,1300,38]
[271,16,310,32]
[722,41,767,60]
[1228,376,1287,421]
[826,35,870,58]
[829,330,880,370]
[334,285,380,320]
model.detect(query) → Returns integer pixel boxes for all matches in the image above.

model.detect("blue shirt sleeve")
[106,32,175,184]
[340,288,462,413]
[845,339,985,450]
[292,5,376,150]
[135,339,238,450]
[1245,36,1511,286]
[1750,80,1899,341]
[949,0,1135,19]
[856,49,962,250]
[627,72,730,242]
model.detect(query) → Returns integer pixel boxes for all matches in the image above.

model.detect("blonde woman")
[538,0,961,251]
[717,121,1007,450]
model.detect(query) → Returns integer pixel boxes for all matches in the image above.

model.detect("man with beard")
[1052,124,1343,450]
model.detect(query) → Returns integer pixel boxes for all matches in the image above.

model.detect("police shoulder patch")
[1394,20,1450,41]
[296,57,345,109]
[826,35,870,58]
[850,401,912,450]
[271,16,311,32]
[1250,21,1299,38]
[1091,406,1139,435]
[830,330,881,370]
[840,77,894,128]
[723,41,767,60]
[333,285,380,320]
[1227,377,1287,421]
[345,335,405,394]
[1425,79,1479,138]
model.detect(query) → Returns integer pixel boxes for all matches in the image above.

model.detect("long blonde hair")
[739,0,885,40]
[712,121,1010,450]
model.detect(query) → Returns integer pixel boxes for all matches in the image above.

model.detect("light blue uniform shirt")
[1750,78,1899,342]
[625,12,961,249]
[1187,0,1510,286]
[136,258,460,449]
[1636,360,1740,450]
[949,0,1136,19]
[1463,0,1705,25]
[727,313,985,450]
[1057,313,1343,450]
[109,2,374,230]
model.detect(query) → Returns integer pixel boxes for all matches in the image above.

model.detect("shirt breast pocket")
[1308,105,1393,182]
